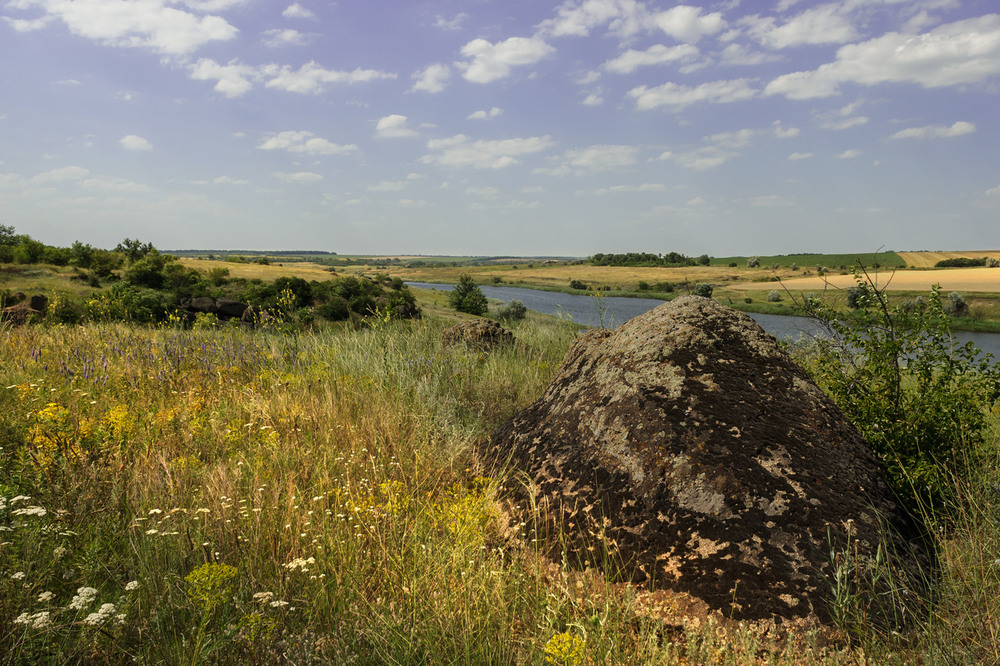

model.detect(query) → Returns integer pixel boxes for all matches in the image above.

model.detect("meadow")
[2,287,1000,665]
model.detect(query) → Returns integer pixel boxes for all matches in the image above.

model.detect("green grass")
[1,302,999,663]
[711,252,907,270]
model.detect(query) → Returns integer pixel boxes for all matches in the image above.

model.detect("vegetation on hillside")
[590,251,711,267]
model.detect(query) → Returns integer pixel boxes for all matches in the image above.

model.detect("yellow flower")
[544,632,585,665]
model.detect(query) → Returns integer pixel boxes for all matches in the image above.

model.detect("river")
[407,281,1000,359]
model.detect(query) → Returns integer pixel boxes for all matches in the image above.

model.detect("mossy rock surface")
[484,295,927,624]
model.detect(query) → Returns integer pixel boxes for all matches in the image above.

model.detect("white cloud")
[421,134,554,169]
[766,15,1000,99]
[264,61,395,94]
[3,14,53,32]
[538,0,647,39]
[261,28,311,47]
[537,145,639,176]
[706,128,757,148]
[650,5,726,44]
[582,92,604,106]
[6,0,238,56]
[580,183,666,195]
[986,184,1000,197]
[835,148,861,159]
[814,101,868,130]
[889,121,976,139]
[718,43,780,66]
[189,58,258,97]
[273,171,323,183]
[258,131,358,155]
[367,180,407,192]
[603,44,699,74]
[628,78,756,111]
[743,4,856,49]
[410,63,450,93]
[375,115,418,139]
[213,175,248,184]
[788,152,813,161]
[282,3,315,20]
[466,186,501,197]
[81,175,150,192]
[120,135,152,151]
[772,121,800,138]
[457,36,554,83]
[467,107,503,120]
[31,166,90,183]
[748,194,794,207]
[434,13,467,31]
[398,199,427,208]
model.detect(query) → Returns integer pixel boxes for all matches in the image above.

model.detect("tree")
[449,274,488,316]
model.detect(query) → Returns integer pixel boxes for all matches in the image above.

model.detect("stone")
[187,297,218,314]
[482,295,927,624]
[442,320,514,351]
[1,302,42,325]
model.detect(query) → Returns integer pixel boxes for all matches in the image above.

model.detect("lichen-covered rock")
[442,320,514,351]
[483,295,927,624]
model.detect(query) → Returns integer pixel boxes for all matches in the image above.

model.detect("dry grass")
[178,258,336,281]
[738,267,1000,293]
[898,251,1000,268]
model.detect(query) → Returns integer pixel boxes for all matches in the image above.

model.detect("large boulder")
[482,295,927,624]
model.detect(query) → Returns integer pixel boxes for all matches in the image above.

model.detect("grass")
[2,290,1000,662]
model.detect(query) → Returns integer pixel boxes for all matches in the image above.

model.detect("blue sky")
[2,0,999,256]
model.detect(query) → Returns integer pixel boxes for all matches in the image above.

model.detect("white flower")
[269,600,289,608]
[83,603,116,626]
[13,612,30,625]
[125,581,139,592]
[253,591,274,604]
[12,506,47,517]
[14,611,52,629]
[52,546,67,559]
[10,495,31,505]
[37,591,54,603]
[11,571,25,580]
[69,586,98,610]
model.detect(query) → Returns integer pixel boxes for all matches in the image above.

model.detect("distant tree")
[449,274,488,316]
[747,256,760,268]
[0,224,16,245]
[697,254,711,266]
[115,238,155,264]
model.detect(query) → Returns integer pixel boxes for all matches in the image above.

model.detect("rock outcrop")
[1,294,48,325]
[442,320,515,351]
[483,295,927,624]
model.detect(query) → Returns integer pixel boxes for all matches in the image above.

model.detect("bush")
[568,279,587,290]
[495,299,527,323]
[767,290,782,302]
[804,274,1000,513]
[653,281,674,293]
[945,292,969,318]
[747,256,760,268]
[934,257,986,268]
[692,283,713,298]
[317,296,351,321]
[636,281,650,291]
[449,274,488,316]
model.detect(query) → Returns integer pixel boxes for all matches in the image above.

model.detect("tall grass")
[0,315,996,663]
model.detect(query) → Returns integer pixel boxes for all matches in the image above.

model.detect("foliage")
[590,251,705,267]
[568,278,587,290]
[935,257,986,268]
[449,274,488,316]
[945,292,969,318]
[495,299,527,323]
[692,283,713,298]
[802,269,1000,512]
[767,290,782,302]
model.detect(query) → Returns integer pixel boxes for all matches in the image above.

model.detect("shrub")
[568,279,587,290]
[652,281,674,293]
[495,300,527,323]
[636,281,650,291]
[767,290,782,302]
[945,292,969,317]
[934,257,986,268]
[692,283,713,298]
[986,256,1000,268]
[449,274,488,316]
[317,296,351,321]
[747,256,760,268]
[804,273,1000,512]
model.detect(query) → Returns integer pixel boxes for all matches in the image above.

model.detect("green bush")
[449,274,488,316]
[692,283,713,298]
[495,300,527,323]
[568,279,587,290]
[767,290,782,302]
[803,275,1000,512]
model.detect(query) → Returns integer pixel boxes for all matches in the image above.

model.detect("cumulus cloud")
[420,134,554,169]
[367,180,407,192]
[889,121,976,139]
[578,183,666,195]
[467,107,503,120]
[282,3,315,20]
[835,148,862,159]
[582,92,604,106]
[189,58,259,97]
[772,121,800,138]
[742,4,856,49]
[410,63,450,93]
[628,78,756,111]
[375,115,418,139]
[434,13,467,31]
[987,184,1000,197]
[456,36,554,83]
[5,0,238,56]
[603,44,699,74]
[265,61,396,94]
[538,0,647,39]
[788,152,813,161]
[212,175,248,184]
[766,15,1000,99]
[718,43,781,66]
[650,5,726,43]
[273,171,323,183]
[258,131,358,155]
[536,145,639,176]
[120,135,152,151]
[31,166,90,183]
[261,28,311,47]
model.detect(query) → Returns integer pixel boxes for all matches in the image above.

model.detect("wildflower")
[252,591,274,604]
[14,611,52,629]
[544,632,585,666]
[37,591,54,603]
[269,600,289,608]
[283,556,316,573]
[53,546,67,559]
[125,581,139,592]
[10,495,31,505]
[69,586,98,610]
[83,603,117,626]
[11,571,25,580]
[12,506,47,517]
[145,529,159,535]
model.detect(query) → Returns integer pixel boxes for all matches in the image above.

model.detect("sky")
[2,0,999,257]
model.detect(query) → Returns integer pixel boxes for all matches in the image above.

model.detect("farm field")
[737,266,1000,293]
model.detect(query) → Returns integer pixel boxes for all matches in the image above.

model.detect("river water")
[408,281,1000,359]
